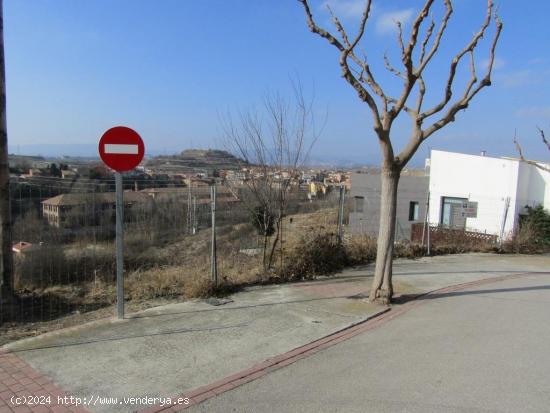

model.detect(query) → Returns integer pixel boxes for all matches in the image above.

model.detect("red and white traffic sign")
[99,126,145,172]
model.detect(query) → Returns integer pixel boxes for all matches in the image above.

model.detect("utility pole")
[210,184,217,285]
[0,0,14,305]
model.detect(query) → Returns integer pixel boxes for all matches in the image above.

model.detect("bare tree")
[298,0,502,303]
[514,128,550,173]
[0,0,14,304]
[221,84,319,271]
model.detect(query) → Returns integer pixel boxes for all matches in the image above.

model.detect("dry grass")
[501,220,550,254]
[7,203,543,344]
[345,234,377,264]
[280,230,348,281]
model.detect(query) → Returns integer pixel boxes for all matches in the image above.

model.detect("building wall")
[516,161,550,213]
[348,173,428,240]
[428,150,550,238]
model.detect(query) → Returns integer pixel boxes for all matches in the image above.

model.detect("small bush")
[14,246,68,289]
[345,234,377,265]
[503,205,550,253]
[126,267,186,300]
[183,276,239,298]
[281,232,348,281]
[394,241,426,259]
[521,205,550,247]
[251,206,275,236]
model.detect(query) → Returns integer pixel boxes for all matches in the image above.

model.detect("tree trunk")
[262,232,269,271]
[267,216,281,270]
[0,0,14,305]
[369,165,400,304]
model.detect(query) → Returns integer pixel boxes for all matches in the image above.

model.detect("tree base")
[369,287,393,305]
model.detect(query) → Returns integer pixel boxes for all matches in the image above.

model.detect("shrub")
[14,246,68,289]
[125,266,195,300]
[183,276,239,298]
[251,206,275,236]
[394,241,426,259]
[345,234,377,265]
[281,232,348,281]
[504,205,550,253]
[521,205,550,246]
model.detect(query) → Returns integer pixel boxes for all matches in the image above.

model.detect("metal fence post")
[187,185,192,234]
[426,193,431,257]
[421,190,430,249]
[498,196,511,249]
[210,184,218,286]
[337,185,345,243]
[115,172,124,319]
[192,195,197,235]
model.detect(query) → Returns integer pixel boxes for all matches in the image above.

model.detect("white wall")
[516,161,550,212]
[428,150,521,237]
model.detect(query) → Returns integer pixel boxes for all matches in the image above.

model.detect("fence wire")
[2,177,519,330]
[1,179,341,327]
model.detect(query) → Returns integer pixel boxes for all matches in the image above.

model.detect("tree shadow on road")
[393,284,550,304]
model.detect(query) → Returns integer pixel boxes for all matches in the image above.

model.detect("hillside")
[146,149,246,172]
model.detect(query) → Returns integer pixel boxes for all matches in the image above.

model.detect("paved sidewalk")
[191,271,550,413]
[1,253,549,412]
[0,347,88,413]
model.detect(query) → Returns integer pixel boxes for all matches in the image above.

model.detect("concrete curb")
[1,271,546,413]
[139,271,546,413]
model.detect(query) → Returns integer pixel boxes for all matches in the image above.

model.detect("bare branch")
[396,5,502,166]
[514,129,550,173]
[403,0,435,72]
[415,76,427,115]
[538,127,550,151]
[416,0,453,73]
[387,1,439,124]
[420,0,498,122]
[326,5,351,47]
[418,16,436,64]
[298,0,386,134]
[383,52,405,80]
[396,21,406,58]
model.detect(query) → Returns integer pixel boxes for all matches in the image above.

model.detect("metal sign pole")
[98,126,143,320]
[115,172,124,319]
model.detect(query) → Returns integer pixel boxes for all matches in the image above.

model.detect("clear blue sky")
[4,0,550,165]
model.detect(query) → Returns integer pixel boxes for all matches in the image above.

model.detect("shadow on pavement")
[4,321,250,353]
[394,284,550,304]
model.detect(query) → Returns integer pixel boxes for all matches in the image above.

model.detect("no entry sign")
[99,126,145,172]
[98,126,145,319]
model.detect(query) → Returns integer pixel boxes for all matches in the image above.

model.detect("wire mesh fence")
[1,177,342,328]
[2,174,527,332]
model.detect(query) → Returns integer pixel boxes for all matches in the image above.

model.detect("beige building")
[41,192,150,227]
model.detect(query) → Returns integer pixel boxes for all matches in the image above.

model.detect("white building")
[428,150,550,239]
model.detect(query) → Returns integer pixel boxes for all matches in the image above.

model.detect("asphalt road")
[190,272,550,413]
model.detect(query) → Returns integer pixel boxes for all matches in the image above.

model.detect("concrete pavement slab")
[2,253,550,412]
[191,271,550,413]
